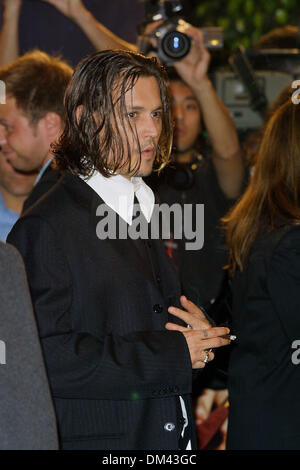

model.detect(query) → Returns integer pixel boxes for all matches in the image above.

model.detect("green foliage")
[190,0,300,50]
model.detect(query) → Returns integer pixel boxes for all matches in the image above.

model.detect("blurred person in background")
[0,241,58,449]
[0,144,36,241]
[0,50,72,216]
[223,98,300,450]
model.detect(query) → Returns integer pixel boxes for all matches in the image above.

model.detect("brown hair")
[0,50,73,123]
[52,49,172,178]
[223,98,300,274]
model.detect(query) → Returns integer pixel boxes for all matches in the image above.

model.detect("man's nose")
[143,115,161,139]
[172,103,184,121]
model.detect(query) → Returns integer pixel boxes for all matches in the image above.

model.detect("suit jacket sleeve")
[267,226,300,341]
[7,216,192,401]
[0,242,58,449]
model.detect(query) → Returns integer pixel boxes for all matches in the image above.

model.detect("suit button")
[164,422,175,432]
[153,304,163,313]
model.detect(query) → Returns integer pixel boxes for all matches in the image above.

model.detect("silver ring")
[186,324,192,329]
[203,352,209,364]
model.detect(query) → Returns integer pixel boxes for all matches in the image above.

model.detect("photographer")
[149,26,244,309]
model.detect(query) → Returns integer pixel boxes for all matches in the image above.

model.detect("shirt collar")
[81,171,155,225]
[35,156,54,185]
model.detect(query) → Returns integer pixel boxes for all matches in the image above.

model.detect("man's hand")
[166,296,231,369]
[41,0,85,20]
[174,26,211,90]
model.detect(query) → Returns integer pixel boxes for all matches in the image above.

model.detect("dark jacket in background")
[227,225,300,450]
[0,242,58,450]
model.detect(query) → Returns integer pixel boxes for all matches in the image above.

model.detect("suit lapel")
[62,172,157,288]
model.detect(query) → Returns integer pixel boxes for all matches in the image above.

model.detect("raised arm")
[42,0,137,52]
[0,0,22,66]
[174,26,244,200]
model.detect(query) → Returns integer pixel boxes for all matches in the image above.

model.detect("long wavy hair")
[223,99,300,274]
[53,50,172,177]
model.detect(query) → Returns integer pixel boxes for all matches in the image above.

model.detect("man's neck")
[0,187,26,214]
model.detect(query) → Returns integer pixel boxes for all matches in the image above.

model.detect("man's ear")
[76,105,83,125]
[41,112,62,141]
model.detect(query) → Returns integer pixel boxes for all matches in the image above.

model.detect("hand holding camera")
[138,0,223,66]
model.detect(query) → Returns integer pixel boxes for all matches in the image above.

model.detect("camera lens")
[161,31,190,60]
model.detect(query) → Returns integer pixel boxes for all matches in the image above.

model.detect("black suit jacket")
[22,166,61,214]
[8,172,196,450]
[227,225,300,450]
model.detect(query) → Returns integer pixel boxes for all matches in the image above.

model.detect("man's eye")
[1,124,12,133]
[152,111,162,118]
[185,104,197,111]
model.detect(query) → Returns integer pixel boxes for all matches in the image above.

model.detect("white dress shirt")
[81,171,155,225]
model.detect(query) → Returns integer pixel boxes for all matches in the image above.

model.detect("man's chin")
[10,163,39,177]
[14,168,39,177]
[136,167,155,178]
[6,157,40,176]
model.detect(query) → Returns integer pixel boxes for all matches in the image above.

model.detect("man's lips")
[141,147,156,158]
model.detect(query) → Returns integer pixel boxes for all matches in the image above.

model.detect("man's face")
[0,150,37,199]
[168,80,202,154]
[114,75,163,178]
[0,96,50,173]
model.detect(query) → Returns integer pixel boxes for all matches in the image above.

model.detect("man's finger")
[201,336,231,350]
[168,322,230,341]
[168,305,211,329]
[165,322,190,332]
[179,295,206,318]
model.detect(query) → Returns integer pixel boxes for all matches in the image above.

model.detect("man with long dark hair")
[7,49,231,450]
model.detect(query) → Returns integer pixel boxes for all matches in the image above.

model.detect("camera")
[138,0,223,65]
[215,47,300,131]
[152,17,191,65]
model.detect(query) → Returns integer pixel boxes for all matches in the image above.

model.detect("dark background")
[0,0,146,67]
